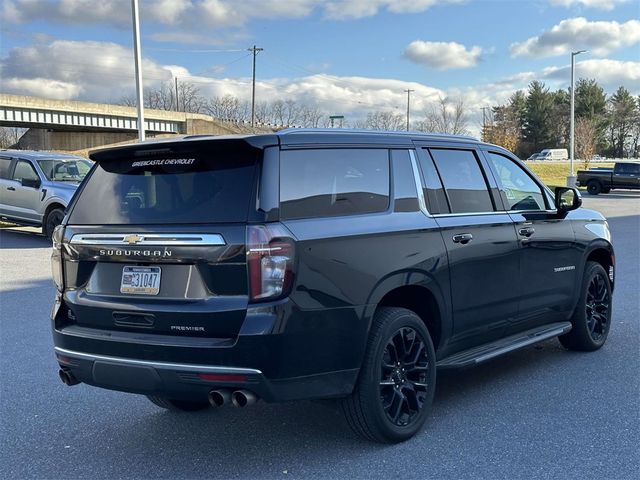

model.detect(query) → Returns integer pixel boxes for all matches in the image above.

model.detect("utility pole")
[174,77,179,112]
[248,45,263,128]
[131,0,145,142]
[481,106,491,141]
[404,89,414,131]
[568,49,587,187]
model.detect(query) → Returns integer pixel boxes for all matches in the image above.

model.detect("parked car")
[538,148,568,161]
[576,161,640,195]
[0,150,92,238]
[51,129,614,443]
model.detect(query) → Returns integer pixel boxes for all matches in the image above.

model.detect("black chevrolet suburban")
[51,129,614,443]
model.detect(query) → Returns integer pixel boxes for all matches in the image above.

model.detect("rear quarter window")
[280,148,390,220]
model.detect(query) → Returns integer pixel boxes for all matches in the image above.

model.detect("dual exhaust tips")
[208,389,257,408]
[58,368,257,408]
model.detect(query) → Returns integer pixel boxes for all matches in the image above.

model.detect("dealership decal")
[131,158,195,167]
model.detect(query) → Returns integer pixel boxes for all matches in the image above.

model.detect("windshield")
[37,158,93,182]
[68,148,259,225]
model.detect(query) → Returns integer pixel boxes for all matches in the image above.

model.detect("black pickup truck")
[577,162,640,195]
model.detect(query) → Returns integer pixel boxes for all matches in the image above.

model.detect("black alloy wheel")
[559,261,612,351]
[341,307,436,443]
[379,327,430,427]
[585,271,610,342]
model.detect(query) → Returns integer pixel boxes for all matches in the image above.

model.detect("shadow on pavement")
[0,228,50,249]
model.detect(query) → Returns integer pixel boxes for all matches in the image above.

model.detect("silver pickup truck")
[0,150,92,238]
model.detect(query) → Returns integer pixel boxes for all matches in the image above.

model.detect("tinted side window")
[616,163,640,174]
[13,160,39,182]
[280,149,389,220]
[418,149,449,214]
[0,157,12,179]
[486,152,545,211]
[391,150,419,213]
[429,149,493,214]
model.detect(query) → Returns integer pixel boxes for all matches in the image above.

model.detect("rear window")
[280,148,389,220]
[69,150,258,225]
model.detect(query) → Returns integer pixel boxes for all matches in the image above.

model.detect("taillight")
[246,224,295,302]
[51,225,64,292]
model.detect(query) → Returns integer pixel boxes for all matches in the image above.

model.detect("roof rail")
[276,127,478,141]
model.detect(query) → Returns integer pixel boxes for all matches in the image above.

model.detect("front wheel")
[43,208,65,240]
[147,395,210,412]
[341,307,436,443]
[559,261,612,351]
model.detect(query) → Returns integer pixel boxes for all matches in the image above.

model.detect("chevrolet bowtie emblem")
[123,234,144,245]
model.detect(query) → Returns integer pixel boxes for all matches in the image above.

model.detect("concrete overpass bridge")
[0,94,254,151]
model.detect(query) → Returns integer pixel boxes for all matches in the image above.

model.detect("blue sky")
[1,0,638,130]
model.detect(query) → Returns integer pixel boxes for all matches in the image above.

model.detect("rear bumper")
[51,294,367,402]
[55,346,358,402]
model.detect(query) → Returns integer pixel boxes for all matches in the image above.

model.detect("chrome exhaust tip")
[231,390,257,407]
[208,389,231,408]
[58,369,80,386]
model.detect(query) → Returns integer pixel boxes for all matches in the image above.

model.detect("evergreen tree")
[607,86,636,158]
[523,81,554,155]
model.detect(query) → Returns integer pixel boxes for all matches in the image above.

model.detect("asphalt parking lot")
[1,192,638,480]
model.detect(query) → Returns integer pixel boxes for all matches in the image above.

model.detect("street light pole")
[131,0,145,142]
[568,49,586,186]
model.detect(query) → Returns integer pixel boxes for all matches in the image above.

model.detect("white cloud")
[1,78,83,100]
[322,0,463,19]
[404,41,483,69]
[2,0,464,32]
[511,17,640,58]
[0,40,175,101]
[548,0,630,10]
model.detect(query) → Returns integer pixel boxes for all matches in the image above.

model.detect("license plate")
[120,266,161,295]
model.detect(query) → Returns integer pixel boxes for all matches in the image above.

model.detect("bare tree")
[299,105,325,128]
[0,127,26,148]
[416,96,469,135]
[205,95,250,122]
[270,100,302,126]
[575,117,598,168]
[119,80,205,113]
[355,111,405,131]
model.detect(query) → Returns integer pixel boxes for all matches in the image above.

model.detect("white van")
[539,149,568,160]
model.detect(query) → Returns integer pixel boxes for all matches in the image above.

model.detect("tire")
[146,395,210,412]
[43,207,65,239]
[586,181,602,195]
[559,261,612,352]
[341,307,436,443]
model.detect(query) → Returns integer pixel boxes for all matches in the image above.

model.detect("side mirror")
[555,186,582,212]
[21,177,41,189]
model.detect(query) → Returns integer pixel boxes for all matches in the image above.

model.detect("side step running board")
[436,321,572,369]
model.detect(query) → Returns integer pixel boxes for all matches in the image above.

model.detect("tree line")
[120,80,472,133]
[483,80,640,160]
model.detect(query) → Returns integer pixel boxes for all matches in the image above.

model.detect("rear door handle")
[452,233,473,244]
[7,186,15,191]
[518,226,535,237]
